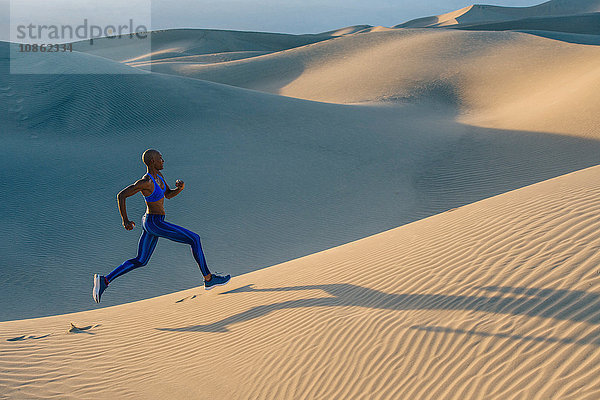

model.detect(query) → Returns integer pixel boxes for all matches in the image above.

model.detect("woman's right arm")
[116,179,147,230]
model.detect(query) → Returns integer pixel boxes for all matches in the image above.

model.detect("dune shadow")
[447,13,600,45]
[515,30,600,46]
[156,284,600,346]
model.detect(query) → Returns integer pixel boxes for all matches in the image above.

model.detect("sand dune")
[128,51,272,70]
[3,165,600,399]
[3,0,600,397]
[316,24,374,36]
[71,28,335,64]
[449,12,600,35]
[396,0,600,28]
[3,4,600,322]
[139,28,600,136]
[4,34,600,321]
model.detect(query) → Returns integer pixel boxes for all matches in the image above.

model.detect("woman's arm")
[116,178,148,229]
[159,172,185,199]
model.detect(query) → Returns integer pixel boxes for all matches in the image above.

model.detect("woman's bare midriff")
[145,198,166,215]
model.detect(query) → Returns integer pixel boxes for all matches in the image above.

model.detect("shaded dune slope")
[71,28,335,64]
[447,11,600,35]
[2,34,600,320]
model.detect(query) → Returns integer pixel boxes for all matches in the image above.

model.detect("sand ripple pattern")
[2,165,600,399]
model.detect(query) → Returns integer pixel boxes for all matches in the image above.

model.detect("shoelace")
[205,271,225,283]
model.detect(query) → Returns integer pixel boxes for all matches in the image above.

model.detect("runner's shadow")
[156,284,600,338]
[410,324,600,347]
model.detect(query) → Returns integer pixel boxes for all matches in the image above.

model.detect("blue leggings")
[106,214,210,283]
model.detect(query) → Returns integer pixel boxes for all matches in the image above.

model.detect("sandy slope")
[2,164,600,399]
[71,28,335,64]
[396,0,600,28]
[141,28,600,137]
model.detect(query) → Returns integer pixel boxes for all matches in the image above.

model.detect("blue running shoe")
[93,274,109,303]
[204,273,231,290]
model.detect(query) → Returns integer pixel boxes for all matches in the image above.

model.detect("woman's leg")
[105,229,159,283]
[144,215,211,277]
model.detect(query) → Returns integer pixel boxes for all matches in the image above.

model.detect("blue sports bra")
[144,173,166,202]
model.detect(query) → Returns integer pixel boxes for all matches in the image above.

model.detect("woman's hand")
[123,219,135,230]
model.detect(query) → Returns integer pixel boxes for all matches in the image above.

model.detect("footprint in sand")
[176,294,197,303]
[68,322,101,334]
[7,323,101,341]
[6,334,51,342]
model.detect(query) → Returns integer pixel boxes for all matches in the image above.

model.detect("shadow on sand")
[156,284,600,345]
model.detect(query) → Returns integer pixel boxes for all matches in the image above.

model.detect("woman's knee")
[189,234,204,250]
[190,232,201,244]
[131,258,149,268]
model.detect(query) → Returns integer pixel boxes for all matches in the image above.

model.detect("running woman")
[93,149,230,303]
